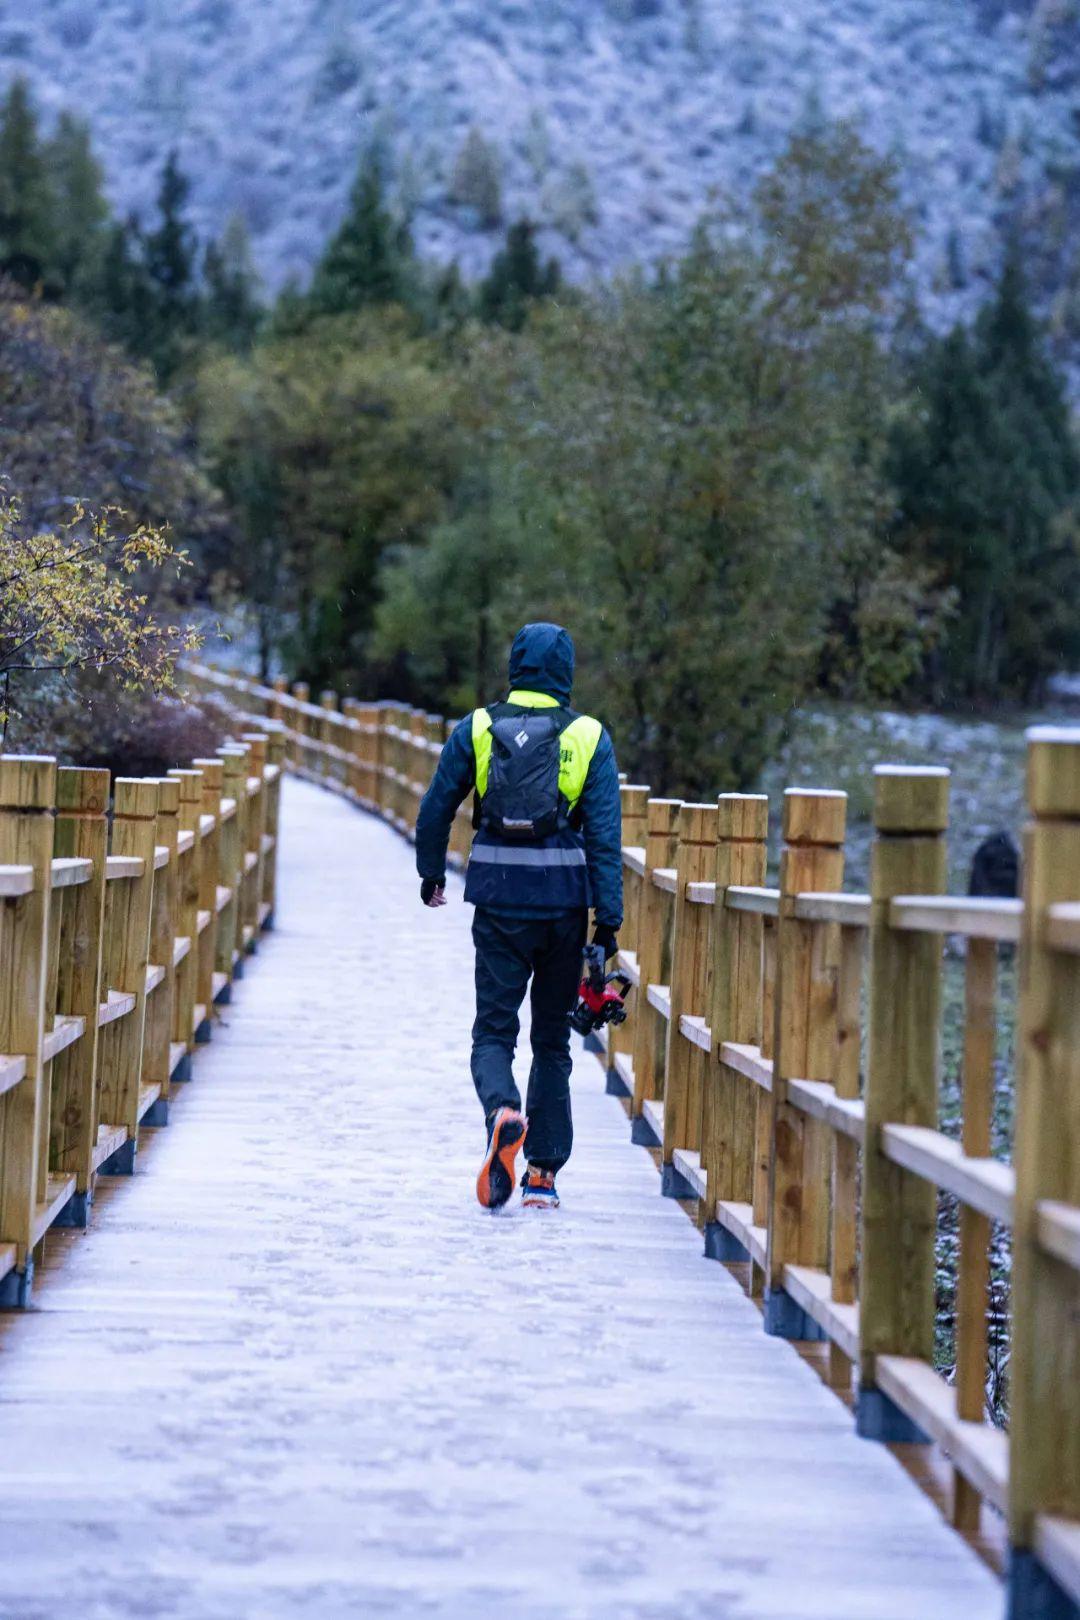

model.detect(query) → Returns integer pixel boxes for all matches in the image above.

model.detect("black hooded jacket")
[414,623,623,927]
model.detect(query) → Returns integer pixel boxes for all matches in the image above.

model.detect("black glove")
[592,924,618,961]
[420,876,446,907]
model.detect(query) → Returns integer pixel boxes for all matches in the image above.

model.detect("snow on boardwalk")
[0,777,1002,1620]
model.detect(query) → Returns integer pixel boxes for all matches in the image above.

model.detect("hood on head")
[508,622,575,705]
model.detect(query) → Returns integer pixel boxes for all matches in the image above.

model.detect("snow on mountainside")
[2,0,1079,327]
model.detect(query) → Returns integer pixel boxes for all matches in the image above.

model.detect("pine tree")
[202,215,261,352]
[889,252,1080,702]
[479,220,560,330]
[308,150,414,315]
[90,215,157,356]
[144,150,199,379]
[46,112,109,296]
[450,128,502,229]
[0,76,59,292]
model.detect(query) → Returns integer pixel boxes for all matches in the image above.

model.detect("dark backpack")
[478,705,573,841]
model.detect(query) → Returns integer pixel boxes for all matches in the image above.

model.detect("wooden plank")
[1046,901,1080,955]
[137,1082,163,1122]
[713,1200,767,1269]
[41,1015,85,1064]
[31,1172,77,1245]
[0,1239,15,1282]
[646,983,671,1019]
[793,891,870,927]
[954,933,996,1530]
[880,1124,1014,1225]
[687,881,716,905]
[106,855,144,881]
[211,970,229,1001]
[720,1042,773,1092]
[0,864,34,897]
[615,948,639,987]
[890,894,1020,942]
[99,779,158,1143]
[0,1054,27,1097]
[1011,729,1080,1548]
[177,830,195,855]
[662,802,719,1166]
[153,844,170,871]
[861,766,950,1391]
[215,884,232,913]
[876,1355,1008,1515]
[97,989,136,1026]
[672,1148,707,1200]
[173,935,191,966]
[641,1097,665,1145]
[50,767,110,1199]
[622,846,645,877]
[768,788,847,1295]
[1036,1199,1080,1272]
[192,1002,207,1036]
[145,964,166,994]
[651,867,677,894]
[782,1264,860,1361]
[169,1040,189,1077]
[679,1014,711,1052]
[725,885,780,917]
[612,1051,634,1094]
[1035,1516,1080,1608]
[786,1078,865,1144]
[197,909,212,934]
[49,856,93,888]
[702,794,769,1215]
[0,756,55,1266]
[90,1121,128,1171]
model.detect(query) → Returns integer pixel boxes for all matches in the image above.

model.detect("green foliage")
[889,253,1080,703]
[142,151,200,380]
[198,309,463,687]
[378,127,915,794]
[0,76,58,294]
[478,221,560,331]
[0,288,225,554]
[308,151,415,318]
[0,486,200,741]
[46,112,109,297]
[202,215,262,353]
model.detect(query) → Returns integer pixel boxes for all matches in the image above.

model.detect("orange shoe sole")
[476,1108,527,1209]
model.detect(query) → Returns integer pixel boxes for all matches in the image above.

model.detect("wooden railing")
[187,662,1080,1618]
[0,725,284,1309]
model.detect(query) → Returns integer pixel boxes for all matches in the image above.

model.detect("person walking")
[415,622,623,1211]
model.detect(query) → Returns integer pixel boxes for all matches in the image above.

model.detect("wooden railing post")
[48,766,110,1227]
[701,793,769,1259]
[319,690,337,785]
[1008,726,1080,1615]
[0,756,56,1304]
[215,746,247,994]
[167,768,203,1071]
[262,726,285,928]
[241,732,268,953]
[662,802,718,1195]
[192,758,223,1036]
[99,778,159,1176]
[857,765,950,1438]
[291,682,310,778]
[764,789,847,1338]
[631,798,681,1129]
[140,776,179,1126]
[607,784,649,1095]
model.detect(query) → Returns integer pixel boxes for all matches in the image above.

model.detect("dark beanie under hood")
[508,622,575,706]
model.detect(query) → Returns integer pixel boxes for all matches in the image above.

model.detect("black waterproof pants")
[470,907,588,1174]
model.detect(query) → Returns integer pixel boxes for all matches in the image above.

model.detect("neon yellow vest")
[472,689,602,813]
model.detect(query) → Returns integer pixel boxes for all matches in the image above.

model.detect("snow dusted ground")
[0,777,1002,1619]
[2,0,1076,322]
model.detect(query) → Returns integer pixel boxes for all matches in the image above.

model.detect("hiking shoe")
[476,1107,527,1210]
[521,1166,560,1210]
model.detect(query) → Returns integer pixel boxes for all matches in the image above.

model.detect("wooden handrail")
[181,657,1080,1610]
[0,717,285,1311]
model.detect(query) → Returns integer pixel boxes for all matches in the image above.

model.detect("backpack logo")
[514,729,529,748]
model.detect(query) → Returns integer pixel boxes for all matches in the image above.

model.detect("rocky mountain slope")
[2,0,1079,335]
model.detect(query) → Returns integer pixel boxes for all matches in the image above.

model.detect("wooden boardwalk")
[0,777,1003,1620]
